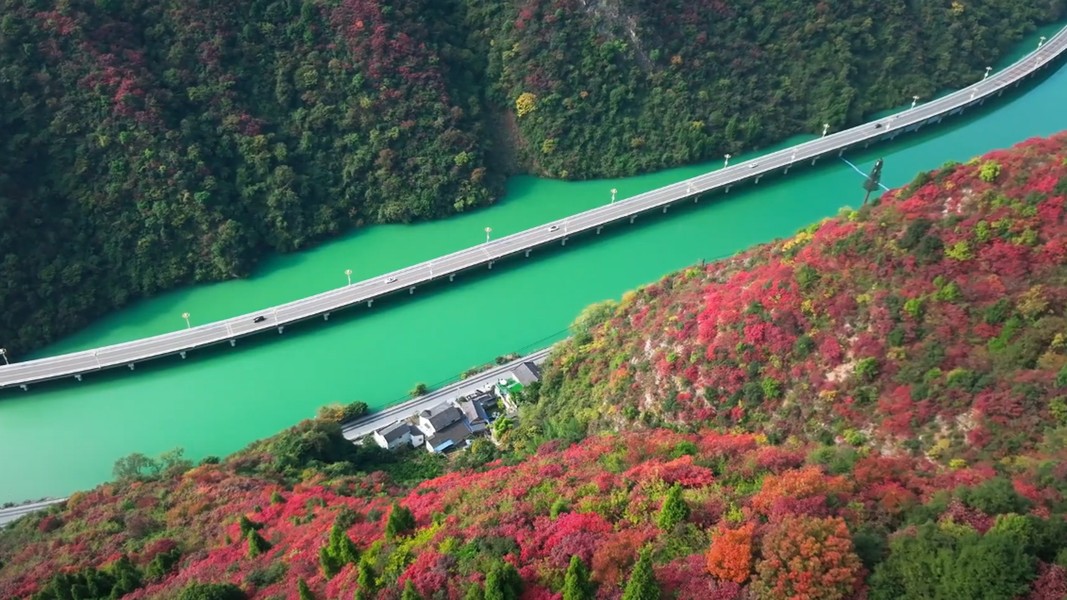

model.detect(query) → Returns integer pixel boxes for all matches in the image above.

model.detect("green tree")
[385,503,417,539]
[657,484,689,530]
[297,579,315,600]
[320,519,360,578]
[621,548,659,600]
[401,580,422,600]
[239,515,264,537]
[562,555,595,600]
[484,561,522,600]
[176,582,247,600]
[464,584,485,600]
[247,529,271,558]
[354,561,377,600]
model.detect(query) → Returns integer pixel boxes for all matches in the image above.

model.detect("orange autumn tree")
[749,466,852,517]
[706,522,756,583]
[752,515,862,600]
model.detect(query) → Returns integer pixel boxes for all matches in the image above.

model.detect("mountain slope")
[529,132,1067,465]
[1,0,1063,354]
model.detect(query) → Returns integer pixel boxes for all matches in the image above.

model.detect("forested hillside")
[527,132,1067,468]
[1,0,1063,353]
[5,134,1067,599]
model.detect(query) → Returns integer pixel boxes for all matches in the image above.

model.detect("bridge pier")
[277,326,284,334]
[755,176,762,184]
[128,363,135,371]
[596,226,603,234]
[811,157,818,166]
[662,205,668,213]
[561,238,567,246]
[838,149,844,157]
[74,374,82,382]
[629,216,636,224]
[367,299,373,307]
[20,384,28,391]
[180,351,186,359]
[488,261,494,269]
[230,339,236,347]
[449,274,455,282]
[694,196,699,203]
[525,249,531,257]
[409,287,415,295]
[725,185,732,193]
[323,313,330,321]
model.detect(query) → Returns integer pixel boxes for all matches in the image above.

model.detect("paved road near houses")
[341,347,552,441]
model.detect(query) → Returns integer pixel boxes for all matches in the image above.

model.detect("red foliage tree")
[752,515,863,600]
[705,522,756,583]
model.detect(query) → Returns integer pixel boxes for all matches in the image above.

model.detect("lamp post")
[0,348,7,366]
[724,153,731,167]
[1039,35,1046,48]
[181,312,191,329]
[983,66,991,80]
[484,226,492,243]
[911,95,919,109]
[822,123,829,137]
[610,188,617,203]
[344,268,352,286]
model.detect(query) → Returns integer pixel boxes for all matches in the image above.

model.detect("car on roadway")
[548,225,560,232]
[385,277,398,284]
[875,123,883,129]
[749,163,758,169]
[253,315,266,323]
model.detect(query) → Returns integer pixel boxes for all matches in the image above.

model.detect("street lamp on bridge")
[724,154,731,167]
[911,95,920,109]
[984,66,992,80]
[610,188,617,203]
[181,312,191,329]
[822,123,829,137]
[0,348,8,366]
[484,226,492,243]
[344,268,353,286]
[1039,36,1047,48]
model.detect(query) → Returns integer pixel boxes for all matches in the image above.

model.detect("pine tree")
[297,578,315,600]
[238,515,263,537]
[562,555,594,600]
[621,549,659,600]
[354,561,377,600]
[657,484,689,530]
[385,503,416,539]
[246,529,271,558]
[464,583,485,600]
[400,580,422,600]
[320,519,360,579]
[484,561,522,600]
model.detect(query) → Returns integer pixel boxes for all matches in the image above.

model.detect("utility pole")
[863,158,885,205]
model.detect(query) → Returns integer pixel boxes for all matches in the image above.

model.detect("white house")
[372,422,423,450]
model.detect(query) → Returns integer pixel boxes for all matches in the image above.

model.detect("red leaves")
[752,515,863,600]
[706,523,756,583]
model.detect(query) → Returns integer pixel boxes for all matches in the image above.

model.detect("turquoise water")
[1,28,1065,503]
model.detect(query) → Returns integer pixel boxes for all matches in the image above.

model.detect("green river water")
[2,27,1066,503]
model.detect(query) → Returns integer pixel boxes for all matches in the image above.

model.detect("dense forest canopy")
[1,0,1063,354]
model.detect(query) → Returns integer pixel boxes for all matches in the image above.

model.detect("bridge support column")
[864,141,870,148]
[726,185,732,193]
[409,287,415,295]
[180,351,186,359]
[128,363,135,371]
[277,326,284,334]
[230,339,236,347]
[596,226,603,234]
[838,149,844,157]
[630,216,636,224]
[561,238,567,246]
[525,249,531,257]
[449,274,455,282]
[811,157,818,166]
[694,196,699,203]
[74,374,82,382]
[784,167,790,174]
[20,384,28,391]
[755,176,762,184]
[323,313,330,321]
[367,299,373,307]
[488,261,494,269]
[662,205,669,213]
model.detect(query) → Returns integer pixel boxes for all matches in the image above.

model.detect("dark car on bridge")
[253,316,266,323]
